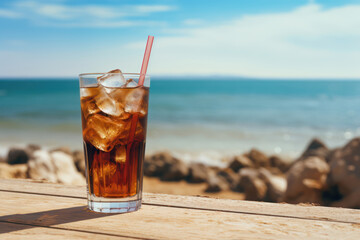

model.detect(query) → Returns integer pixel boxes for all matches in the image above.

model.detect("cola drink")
[79,71,150,213]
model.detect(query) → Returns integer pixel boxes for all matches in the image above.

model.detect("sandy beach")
[143,177,244,200]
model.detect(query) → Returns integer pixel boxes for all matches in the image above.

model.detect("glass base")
[88,199,141,213]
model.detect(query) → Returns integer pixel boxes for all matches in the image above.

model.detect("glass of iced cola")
[79,70,150,213]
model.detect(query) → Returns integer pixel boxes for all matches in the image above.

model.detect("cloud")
[134,5,176,14]
[0,0,175,27]
[183,19,204,26]
[0,8,22,18]
[142,3,360,78]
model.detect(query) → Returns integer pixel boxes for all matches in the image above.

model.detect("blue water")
[1,78,360,164]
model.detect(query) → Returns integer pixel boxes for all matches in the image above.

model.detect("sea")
[1,78,360,166]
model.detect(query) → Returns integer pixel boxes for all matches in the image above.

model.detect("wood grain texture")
[1,191,360,240]
[0,222,129,240]
[1,179,359,224]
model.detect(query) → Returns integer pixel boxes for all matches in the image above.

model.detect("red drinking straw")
[128,36,154,147]
[138,35,154,86]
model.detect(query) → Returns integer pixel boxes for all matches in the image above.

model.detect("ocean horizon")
[1,78,360,166]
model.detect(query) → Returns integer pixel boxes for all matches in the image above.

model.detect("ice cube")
[83,114,129,152]
[98,69,126,88]
[125,79,138,88]
[81,98,100,119]
[100,159,117,177]
[134,120,146,141]
[80,87,99,99]
[95,86,124,117]
[124,87,148,115]
[115,145,127,164]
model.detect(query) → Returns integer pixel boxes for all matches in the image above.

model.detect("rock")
[217,168,238,187]
[328,138,360,198]
[0,162,27,179]
[144,152,173,177]
[228,155,253,172]
[26,144,41,156]
[50,146,72,156]
[161,158,189,182]
[144,152,188,181]
[50,151,85,185]
[235,168,267,201]
[331,187,360,209]
[284,156,329,204]
[27,150,57,183]
[27,150,85,185]
[258,168,287,202]
[205,171,228,192]
[307,138,328,151]
[187,163,208,183]
[73,150,86,176]
[269,156,291,173]
[297,138,329,162]
[7,148,30,165]
[246,149,269,168]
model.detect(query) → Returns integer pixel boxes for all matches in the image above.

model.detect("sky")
[1,0,360,78]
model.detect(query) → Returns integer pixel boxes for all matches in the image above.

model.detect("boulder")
[327,138,360,198]
[50,151,85,185]
[144,152,188,181]
[217,168,238,187]
[50,146,72,156]
[296,138,329,163]
[205,171,228,192]
[0,162,27,179]
[234,168,267,201]
[331,187,360,209]
[228,155,253,172]
[246,149,269,168]
[161,158,188,182]
[269,156,291,173]
[26,144,41,156]
[258,168,287,202]
[27,150,57,183]
[73,150,86,176]
[7,148,30,165]
[144,152,173,177]
[284,156,329,204]
[187,163,209,183]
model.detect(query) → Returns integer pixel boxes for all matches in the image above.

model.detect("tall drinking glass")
[79,73,150,213]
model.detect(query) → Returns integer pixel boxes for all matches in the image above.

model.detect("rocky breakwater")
[0,145,85,185]
[144,148,290,202]
[1,137,360,209]
[144,138,360,209]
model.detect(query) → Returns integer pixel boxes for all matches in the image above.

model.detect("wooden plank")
[1,179,359,224]
[0,222,129,240]
[0,191,359,240]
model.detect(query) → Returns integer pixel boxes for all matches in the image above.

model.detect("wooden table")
[0,179,359,239]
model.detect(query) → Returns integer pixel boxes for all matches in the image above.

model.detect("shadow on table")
[0,206,117,235]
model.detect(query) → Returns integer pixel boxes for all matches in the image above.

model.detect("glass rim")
[79,72,150,77]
